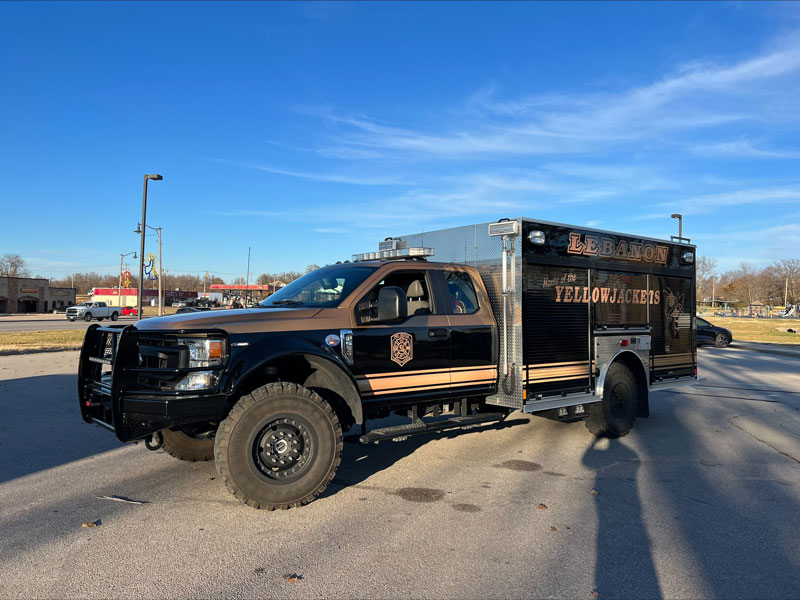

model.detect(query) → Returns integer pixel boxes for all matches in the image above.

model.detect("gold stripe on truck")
[356,365,498,397]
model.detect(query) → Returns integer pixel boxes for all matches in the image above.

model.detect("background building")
[91,287,198,307]
[0,276,76,313]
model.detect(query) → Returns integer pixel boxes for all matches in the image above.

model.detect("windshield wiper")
[267,300,305,306]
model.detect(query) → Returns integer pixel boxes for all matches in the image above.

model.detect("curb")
[728,343,800,360]
[0,346,81,357]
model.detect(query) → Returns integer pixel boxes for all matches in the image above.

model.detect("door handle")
[428,328,449,339]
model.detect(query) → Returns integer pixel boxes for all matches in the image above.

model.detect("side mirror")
[377,286,407,322]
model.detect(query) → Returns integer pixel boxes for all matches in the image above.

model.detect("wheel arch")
[227,342,363,428]
[596,350,649,418]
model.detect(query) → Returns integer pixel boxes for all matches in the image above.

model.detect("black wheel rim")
[250,416,316,484]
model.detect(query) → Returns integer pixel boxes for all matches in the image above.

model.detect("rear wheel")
[111,312,119,321]
[84,313,92,322]
[714,333,730,348]
[161,429,214,461]
[214,382,342,510]
[585,363,638,438]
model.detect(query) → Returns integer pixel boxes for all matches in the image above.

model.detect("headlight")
[174,337,226,391]
[176,338,225,368]
[175,370,217,391]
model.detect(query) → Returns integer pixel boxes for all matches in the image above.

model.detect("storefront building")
[0,277,77,313]
[91,288,198,308]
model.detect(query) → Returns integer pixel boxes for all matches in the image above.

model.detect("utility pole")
[246,247,251,306]
[204,271,208,295]
[785,277,789,308]
[157,227,163,316]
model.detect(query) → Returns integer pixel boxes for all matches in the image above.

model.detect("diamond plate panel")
[397,220,524,409]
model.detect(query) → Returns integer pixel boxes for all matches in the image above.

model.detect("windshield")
[259,266,377,309]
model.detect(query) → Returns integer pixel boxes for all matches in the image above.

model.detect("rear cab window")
[444,270,479,314]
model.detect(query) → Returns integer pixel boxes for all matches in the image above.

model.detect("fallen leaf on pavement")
[81,520,100,528]
[590,489,599,496]
[285,573,303,583]
[537,503,548,510]
[207,477,215,481]
[591,592,600,597]
[550,526,557,532]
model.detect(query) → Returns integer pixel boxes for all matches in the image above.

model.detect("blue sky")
[1,1,799,281]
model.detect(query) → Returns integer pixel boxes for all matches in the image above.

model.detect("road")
[0,313,140,332]
[0,347,798,599]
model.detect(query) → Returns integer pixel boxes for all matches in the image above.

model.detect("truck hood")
[133,307,327,332]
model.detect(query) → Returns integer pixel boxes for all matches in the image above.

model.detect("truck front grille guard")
[78,324,228,441]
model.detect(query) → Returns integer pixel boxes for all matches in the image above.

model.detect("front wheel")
[714,333,730,348]
[68,318,75,322]
[84,313,92,322]
[585,363,638,438]
[161,429,214,461]
[214,382,342,510]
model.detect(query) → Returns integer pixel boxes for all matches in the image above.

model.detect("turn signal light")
[208,340,223,360]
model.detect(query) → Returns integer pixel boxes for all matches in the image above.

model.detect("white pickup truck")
[66,302,121,322]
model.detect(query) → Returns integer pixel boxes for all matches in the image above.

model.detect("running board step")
[359,413,506,445]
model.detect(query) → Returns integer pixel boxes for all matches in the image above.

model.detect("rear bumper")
[78,324,230,442]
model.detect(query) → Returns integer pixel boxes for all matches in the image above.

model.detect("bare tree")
[305,264,320,273]
[0,253,30,278]
[695,255,718,302]
[727,261,762,306]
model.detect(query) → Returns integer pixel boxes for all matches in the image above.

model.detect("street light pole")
[119,251,137,307]
[671,213,683,242]
[138,174,163,320]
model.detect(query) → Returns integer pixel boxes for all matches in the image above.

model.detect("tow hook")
[144,431,164,451]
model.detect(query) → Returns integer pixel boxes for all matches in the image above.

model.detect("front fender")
[222,333,363,424]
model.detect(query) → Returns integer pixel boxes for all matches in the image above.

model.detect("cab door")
[350,268,451,405]
[437,268,498,397]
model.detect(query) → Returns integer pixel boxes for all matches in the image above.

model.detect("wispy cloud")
[298,34,800,158]
[689,138,800,159]
[207,158,406,186]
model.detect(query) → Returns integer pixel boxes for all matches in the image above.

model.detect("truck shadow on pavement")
[583,390,800,600]
[321,416,532,500]
[0,373,124,484]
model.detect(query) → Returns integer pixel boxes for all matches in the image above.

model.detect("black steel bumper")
[78,324,230,442]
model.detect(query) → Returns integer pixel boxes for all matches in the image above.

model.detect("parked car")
[696,317,732,348]
[175,306,211,314]
[66,302,120,322]
[121,306,138,316]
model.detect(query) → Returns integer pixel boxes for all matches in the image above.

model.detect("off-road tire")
[84,313,92,322]
[714,333,730,348]
[585,362,638,438]
[111,312,119,321]
[214,382,342,510]
[161,429,215,461]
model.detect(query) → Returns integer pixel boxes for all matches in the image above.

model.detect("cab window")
[358,270,436,322]
[444,271,479,315]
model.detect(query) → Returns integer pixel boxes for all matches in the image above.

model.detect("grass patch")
[141,306,179,316]
[0,330,86,352]
[701,317,800,345]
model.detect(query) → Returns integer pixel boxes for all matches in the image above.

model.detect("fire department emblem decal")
[390,332,413,367]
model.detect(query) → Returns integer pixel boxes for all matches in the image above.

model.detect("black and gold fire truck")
[79,219,698,509]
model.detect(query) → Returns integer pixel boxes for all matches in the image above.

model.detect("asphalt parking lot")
[0,346,798,599]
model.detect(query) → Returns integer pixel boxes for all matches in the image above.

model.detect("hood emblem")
[325,334,341,347]
[390,332,413,367]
